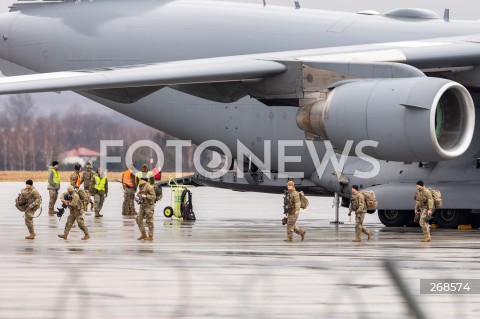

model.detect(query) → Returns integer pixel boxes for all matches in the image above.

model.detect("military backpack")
[361,190,378,211]
[15,192,29,212]
[298,191,309,210]
[154,183,163,202]
[427,188,442,209]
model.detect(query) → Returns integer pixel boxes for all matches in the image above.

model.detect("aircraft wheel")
[163,206,174,218]
[378,210,412,227]
[468,212,480,229]
[435,209,464,228]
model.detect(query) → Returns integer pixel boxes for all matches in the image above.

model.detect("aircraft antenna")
[294,1,301,10]
[443,8,450,22]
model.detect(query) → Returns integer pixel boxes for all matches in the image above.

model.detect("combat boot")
[95,212,103,217]
[25,232,36,240]
[421,236,431,242]
[301,231,306,241]
[48,210,56,216]
[145,236,154,241]
[81,234,90,240]
[352,237,361,242]
[367,231,373,240]
[137,233,147,240]
[283,238,293,242]
[58,234,68,240]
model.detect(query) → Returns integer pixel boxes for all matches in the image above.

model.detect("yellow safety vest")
[136,171,153,179]
[47,168,60,184]
[94,175,107,191]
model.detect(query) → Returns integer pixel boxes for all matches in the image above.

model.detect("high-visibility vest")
[75,175,81,188]
[94,175,106,191]
[136,171,153,180]
[47,168,60,184]
[122,170,134,188]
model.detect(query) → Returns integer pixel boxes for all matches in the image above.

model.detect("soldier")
[283,181,306,242]
[350,185,373,242]
[136,178,157,241]
[70,164,90,211]
[47,161,61,215]
[414,180,434,242]
[70,164,82,188]
[121,166,137,215]
[20,180,42,239]
[92,167,108,217]
[81,162,95,211]
[135,164,154,186]
[58,186,90,240]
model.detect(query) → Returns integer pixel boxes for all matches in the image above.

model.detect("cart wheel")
[164,206,174,218]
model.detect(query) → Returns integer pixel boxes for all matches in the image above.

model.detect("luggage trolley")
[163,177,196,220]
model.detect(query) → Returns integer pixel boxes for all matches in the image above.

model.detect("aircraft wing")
[0,58,287,95]
[1,34,480,100]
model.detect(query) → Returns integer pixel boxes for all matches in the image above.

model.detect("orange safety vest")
[75,175,81,188]
[122,170,134,188]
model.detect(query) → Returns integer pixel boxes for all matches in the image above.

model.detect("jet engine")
[296,77,475,162]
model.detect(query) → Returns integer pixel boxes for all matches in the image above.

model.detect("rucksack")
[77,189,89,202]
[298,191,309,210]
[15,193,29,212]
[428,188,442,209]
[361,190,378,210]
[154,183,163,202]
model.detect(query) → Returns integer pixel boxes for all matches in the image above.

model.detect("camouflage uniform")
[81,164,95,210]
[59,191,89,240]
[415,186,434,241]
[47,166,60,214]
[70,170,81,189]
[284,188,305,241]
[122,170,137,216]
[21,186,42,239]
[350,192,372,242]
[93,173,108,217]
[136,183,156,240]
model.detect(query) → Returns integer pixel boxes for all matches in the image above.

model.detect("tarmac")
[0,182,480,319]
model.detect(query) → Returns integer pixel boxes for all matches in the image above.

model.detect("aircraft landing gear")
[378,210,413,227]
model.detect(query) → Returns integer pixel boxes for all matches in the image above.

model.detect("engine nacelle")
[296,77,475,162]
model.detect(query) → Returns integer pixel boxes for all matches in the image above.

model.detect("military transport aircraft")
[0,0,479,228]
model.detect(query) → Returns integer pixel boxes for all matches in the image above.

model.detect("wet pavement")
[0,182,479,319]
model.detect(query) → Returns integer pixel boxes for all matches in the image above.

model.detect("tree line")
[0,94,198,172]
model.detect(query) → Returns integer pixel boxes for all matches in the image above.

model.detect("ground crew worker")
[350,185,373,242]
[283,181,305,242]
[70,164,90,210]
[122,167,137,215]
[70,164,82,189]
[136,178,156,241]
[92,167,108,217]
[47,161,61,215]
[21,180,42,239]
[81,162,95,211]
[58,186,90,240]
[414,180,434,242]
[135,164,154,185]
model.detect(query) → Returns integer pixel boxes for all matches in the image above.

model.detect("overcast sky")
[0,0,479,115]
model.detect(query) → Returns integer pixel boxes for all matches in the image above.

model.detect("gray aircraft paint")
[1,0,480,226]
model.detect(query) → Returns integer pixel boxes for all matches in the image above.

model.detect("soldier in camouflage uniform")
[136,178,157,241]
[92,167,108,217]
[350,185,373,242]
[121,167,137,216]
[21,180,42,239]
[47,160,61,215]
[283,181,305,242]
[81,162,95,211]
[414,180,434,242]
[58,186,90,240]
